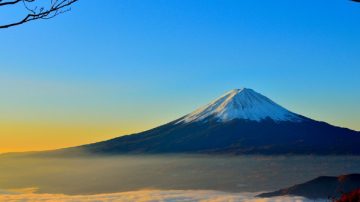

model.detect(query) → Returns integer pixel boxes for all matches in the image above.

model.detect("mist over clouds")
[0,189,318,202]
[1,155,360,195]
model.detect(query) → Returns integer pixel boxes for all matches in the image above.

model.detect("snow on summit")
[178,88,304,123]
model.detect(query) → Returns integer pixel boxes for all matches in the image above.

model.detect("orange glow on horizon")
[0,121,148,154]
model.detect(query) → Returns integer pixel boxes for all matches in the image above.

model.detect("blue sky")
[0,0,359,151]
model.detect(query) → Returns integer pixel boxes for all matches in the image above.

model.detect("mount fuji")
[177,88,304,123]
[71,88,360,155]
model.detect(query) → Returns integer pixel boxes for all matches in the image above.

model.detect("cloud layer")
[0,189,322,202]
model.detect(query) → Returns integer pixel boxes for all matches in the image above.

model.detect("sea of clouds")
[0,189,325,202]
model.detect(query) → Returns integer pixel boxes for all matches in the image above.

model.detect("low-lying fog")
[0,155,359,196]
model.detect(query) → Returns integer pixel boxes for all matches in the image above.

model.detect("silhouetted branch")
[0,0,78,29]
[0,0,22,6]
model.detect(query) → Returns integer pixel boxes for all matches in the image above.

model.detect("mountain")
[73,88,360,155]
[257,174,360,199]
[177,88,304,123]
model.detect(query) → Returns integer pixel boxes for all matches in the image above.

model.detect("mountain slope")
[81,118,360,155]
[77,88,360,155]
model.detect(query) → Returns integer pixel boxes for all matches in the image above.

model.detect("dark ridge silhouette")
[258,174,360,199]
[336,188,360,202]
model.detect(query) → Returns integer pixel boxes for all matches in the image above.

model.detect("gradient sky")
[0,0,359,153]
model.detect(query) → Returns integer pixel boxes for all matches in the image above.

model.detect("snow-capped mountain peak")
[177,88,304,123]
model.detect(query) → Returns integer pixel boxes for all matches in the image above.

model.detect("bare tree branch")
[0,0,23,6]
[0,0,357,29]
[0,0,78,29]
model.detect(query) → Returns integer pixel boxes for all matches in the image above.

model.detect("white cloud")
[0,189,324,202]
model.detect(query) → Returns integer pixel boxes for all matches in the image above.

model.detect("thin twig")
[0,0,78,29]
